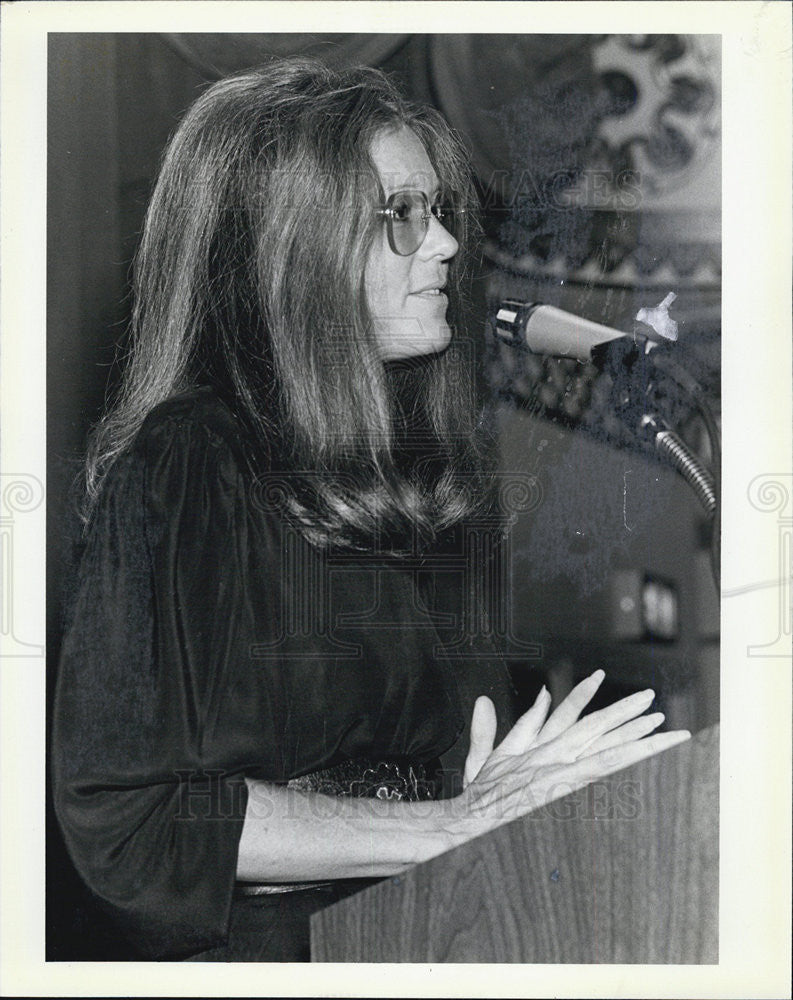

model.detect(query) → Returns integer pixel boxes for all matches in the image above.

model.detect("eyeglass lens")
[385,190,462,256]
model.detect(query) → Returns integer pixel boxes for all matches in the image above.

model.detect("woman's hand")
[238,673,690,883]
[457,670,690,836]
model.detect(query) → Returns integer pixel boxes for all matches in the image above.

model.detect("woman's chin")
[378,322,453,361]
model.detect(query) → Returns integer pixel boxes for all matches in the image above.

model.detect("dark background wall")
[47,33,721,958]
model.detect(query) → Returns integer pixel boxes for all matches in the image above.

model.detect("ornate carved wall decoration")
[424,34,721,441]
[426,34,720,290]
[585,34,720,198]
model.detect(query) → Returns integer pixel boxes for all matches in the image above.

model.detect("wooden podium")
[311,724,718,963]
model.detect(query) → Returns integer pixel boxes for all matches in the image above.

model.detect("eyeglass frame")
[375,188,466,257]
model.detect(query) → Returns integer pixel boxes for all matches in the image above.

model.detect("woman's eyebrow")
[382,176,441,197]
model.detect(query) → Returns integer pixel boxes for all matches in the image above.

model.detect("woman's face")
[365,126,460,361]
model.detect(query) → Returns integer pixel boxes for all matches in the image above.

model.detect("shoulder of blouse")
[83,387,272,547]
[131,385,261,480]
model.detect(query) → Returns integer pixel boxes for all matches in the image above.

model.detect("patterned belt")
[286,756,439,802]
[235,881,337,896]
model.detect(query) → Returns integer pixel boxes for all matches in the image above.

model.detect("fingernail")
[591,669,605,682]
[651,712,665,724]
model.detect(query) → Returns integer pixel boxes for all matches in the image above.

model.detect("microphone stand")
[596,337,721,589]
[640,414,717,517]
[491,306,722,589]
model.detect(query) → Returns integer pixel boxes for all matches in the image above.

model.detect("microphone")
[493,300,663,365]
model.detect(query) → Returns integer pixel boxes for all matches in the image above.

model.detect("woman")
[52,58,689,962]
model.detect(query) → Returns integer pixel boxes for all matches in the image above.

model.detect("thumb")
[464,696,497,788]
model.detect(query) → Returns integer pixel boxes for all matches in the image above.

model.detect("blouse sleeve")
[51,412,252,959]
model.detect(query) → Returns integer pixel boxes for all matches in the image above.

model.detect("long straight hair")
[84,58,496,551]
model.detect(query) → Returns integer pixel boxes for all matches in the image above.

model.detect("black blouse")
[52,387,516,959]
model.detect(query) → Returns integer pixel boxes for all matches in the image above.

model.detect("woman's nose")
[420,214,459,261]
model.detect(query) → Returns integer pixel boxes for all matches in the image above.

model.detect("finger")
[497,685,552,756]
[534,670,605,746]
[575,711,665,758]
[464,696,497,787]
[531,688,657,764]
[553,687,657,758]
[561,729,692,787]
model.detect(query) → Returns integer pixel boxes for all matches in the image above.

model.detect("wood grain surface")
[311,724,719,963]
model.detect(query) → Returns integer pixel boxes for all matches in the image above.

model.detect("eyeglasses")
[376,189,465,256]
